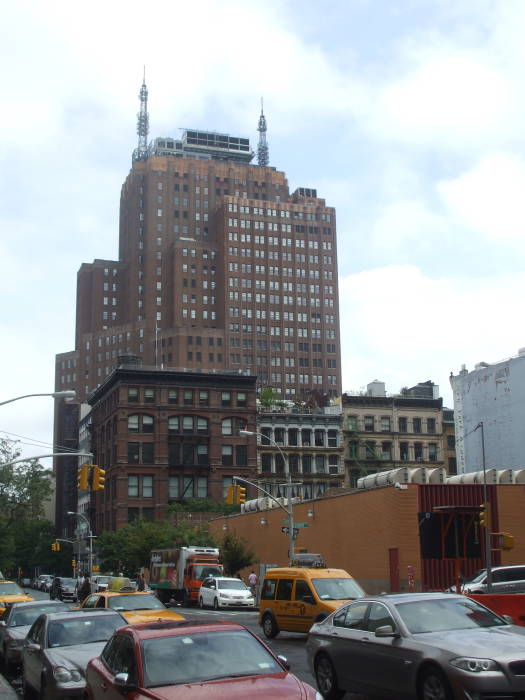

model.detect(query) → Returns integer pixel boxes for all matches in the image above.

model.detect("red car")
[86,619,320,699]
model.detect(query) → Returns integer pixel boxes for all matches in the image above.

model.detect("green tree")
[220,533,257,576]
[0,438,54,574]
[95,519,218,574]
[168,498,240,515]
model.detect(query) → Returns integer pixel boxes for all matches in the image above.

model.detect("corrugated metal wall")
[418,484,500,590]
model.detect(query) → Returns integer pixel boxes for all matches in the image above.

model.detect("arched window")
[128,414,154,434]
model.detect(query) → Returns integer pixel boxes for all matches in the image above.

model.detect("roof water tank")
[427,467,447,484]
[497,469,515,484]
[514,470,525,484]
[409,467,428,484]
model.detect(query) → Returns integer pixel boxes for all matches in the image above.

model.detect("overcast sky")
[2,0,525,464]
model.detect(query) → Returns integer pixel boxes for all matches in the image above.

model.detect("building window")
[315,455,326,473]
[128,475,153,498]
[222,418,232,436]
[327,430,337,447]
[428,443,437,461]
[144,389,155,403]
[427,418,436,434]
[348,441,358,458]
[364,416,374,432]
[128,414,154,433]
[128,387,139,402]
[168,477,179,498]
[199,390,209,406]
[380,417,391,432]
[381,442,392,460]
[222,445,233,466]
[400,442,409,461]
[184,390,193,406]
[261,453,272,472]
[236,392,247,407]
[413,418,422,434]
[288,428,298,446]
[168,416,180,433]
[398,417,407,433]
[221,391,232,406]
[168,390,178,404]
[365,441,376,459]
[347,415,358,431]
[328,455,339,473]
[447,435,455,449]
[302,454,312,473]
[414,443,423,461]
[127,442,154,464]
[314,429,325,447]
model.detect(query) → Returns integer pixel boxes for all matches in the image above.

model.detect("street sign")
[294,522,309,528]
[281,526,289,534]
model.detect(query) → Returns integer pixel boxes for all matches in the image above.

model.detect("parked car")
[22,609,126,699]
[199,576,255,609]
[307,592,525,700]
[0,600,70,674]
[259,566,365,638]
[86,619,319,699]
[50,577,78,602]
[456,564,525,594]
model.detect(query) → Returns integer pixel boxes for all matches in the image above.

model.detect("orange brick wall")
[496,485,525,565]
[210,486,422,594]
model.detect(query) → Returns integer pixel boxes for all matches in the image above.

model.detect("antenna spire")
[257,97,269,167]
[133,69,149,162]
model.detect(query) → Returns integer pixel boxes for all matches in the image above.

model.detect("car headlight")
[450,657,500,673]
[219,592,231,598]
[53,666,83,683]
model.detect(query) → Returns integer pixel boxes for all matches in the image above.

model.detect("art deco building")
[54,79,342,531]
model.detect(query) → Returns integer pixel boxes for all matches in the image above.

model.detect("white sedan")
[199,577,255,609]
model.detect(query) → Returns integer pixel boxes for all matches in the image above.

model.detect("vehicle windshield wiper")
[205,672,256,681]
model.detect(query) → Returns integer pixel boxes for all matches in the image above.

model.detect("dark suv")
[50,577,77,602]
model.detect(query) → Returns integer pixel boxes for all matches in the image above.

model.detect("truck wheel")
[262,613,279,639]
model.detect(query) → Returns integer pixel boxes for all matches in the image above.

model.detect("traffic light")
[92,465,106,491]
[72,559,76,568]
[77,465,89,491]
[51,541,60,552]
[237,486,247,504]
[502,533,515,551]
[226,485,235,505]
[479,502,491,530]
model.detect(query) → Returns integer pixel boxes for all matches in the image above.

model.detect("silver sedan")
[307,592,525,700]
[0,600,70,674]
[22,609,125,699]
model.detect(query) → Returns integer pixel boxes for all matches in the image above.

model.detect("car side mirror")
[375,625,399,638]
[302,594,314,605]
[25,642,41,651]
[277,655,290,670]
[114,673,134,688]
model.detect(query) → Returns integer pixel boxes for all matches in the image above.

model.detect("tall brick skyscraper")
[54,79,341,531]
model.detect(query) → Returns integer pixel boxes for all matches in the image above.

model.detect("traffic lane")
[178,605,369,700]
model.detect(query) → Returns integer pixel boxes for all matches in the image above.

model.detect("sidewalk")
[0,673,18,699]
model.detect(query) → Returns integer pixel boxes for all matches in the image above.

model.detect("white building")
[450,350,525,473]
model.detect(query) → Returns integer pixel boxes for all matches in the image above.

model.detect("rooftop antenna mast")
[133,68,149,162]
[257,98,269,167]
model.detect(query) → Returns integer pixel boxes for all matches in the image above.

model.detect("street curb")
[0,672,18,699]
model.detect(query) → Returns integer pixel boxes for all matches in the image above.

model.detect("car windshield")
[60,579,76,587]
[312,578,365,601]
[10,604,70,627]
[108,594,164,611]
[48,615,123,647]
[195,566,223,581]
[97,577,111,584]
[0,583,24,596]
[396,597,508,634]
[142,629,282,687]
[466,570,487,584]
[218,580,248,590]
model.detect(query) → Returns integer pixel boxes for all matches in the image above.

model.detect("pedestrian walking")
[137,573,145,591]
[248,570,257,597]
[78,576,91,603]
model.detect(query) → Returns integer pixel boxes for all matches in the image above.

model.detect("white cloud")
[339,266,525,404]
[437,153,525,243]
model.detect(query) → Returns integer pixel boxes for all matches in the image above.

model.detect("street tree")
[220,532,257,576]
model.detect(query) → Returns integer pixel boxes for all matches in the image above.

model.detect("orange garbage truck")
[149,546,223,605]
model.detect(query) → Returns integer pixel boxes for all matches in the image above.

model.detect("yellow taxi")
[0,580,34,614]
[78,577,185,624]
[258,566,365,638]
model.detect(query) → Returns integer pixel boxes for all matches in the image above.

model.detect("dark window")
[235,444,247,466]
[398,417,407,433]
[288,429,298,446]
[142,443,154,464]
[184,390,193,406]
[236,392,247,407]
[327,430,337,447]
[168,390,178,404]
[261,453,272,472]
[127,508,140,523]
[302,454,312,473]
[294,580,313,602]
[364,416,374,431]
[315,429,325,446]
[128,387,139,402]
[199,390,209,406]
[447,435,456,449]
[276,579,293,601]
[144,389,155,403]
[414,443,423,461]
[413,418,422,433]
[168,443,180,466]
[261,578,277,600]
[221,391,232,407]
[427,418,436,434]
[128,442,140,464]
[222,445,233,466]
[400,442,409,460]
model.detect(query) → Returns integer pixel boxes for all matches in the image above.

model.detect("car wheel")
[262,613,279,639]
[315,654,345,700]
[419,667,453,700]
[199,596,205,609]
[213,598,219,610]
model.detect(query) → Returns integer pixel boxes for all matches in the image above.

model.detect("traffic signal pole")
[475,421,492,593]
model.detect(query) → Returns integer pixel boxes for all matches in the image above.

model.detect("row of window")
[259,427,339,447]
[348,441,439,461]
[261,453,340,474]
[127,388,248,407]
[226,263,331,277]
[346,416,437,434]
[126,415,247,436]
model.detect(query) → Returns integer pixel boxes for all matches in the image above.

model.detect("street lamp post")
[67,511,93,579]
[239,429,297,564]
[475,421,492,592]
[0,390,76,407]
